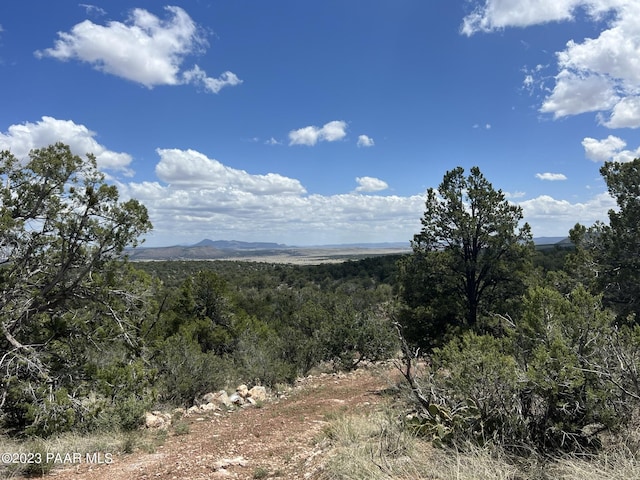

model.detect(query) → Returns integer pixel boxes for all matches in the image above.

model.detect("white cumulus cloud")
[535,172,567,181]
[582,135,640,162]
[605,96,640,129]
[354,176,388,193]
[288,120,347,146]
[518,193,616,236]
[122,153,425,246]
[0,116,133,174]
[463,1,640,128]
[35,6,241,93]
[357,135,375,147]
[461,0,583,36]
[182,67,243,94]
[155,148,306,195]
[540,70,620,118]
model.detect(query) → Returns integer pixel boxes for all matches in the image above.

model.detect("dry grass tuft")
[318,408,640,480]
[0,428,163,478]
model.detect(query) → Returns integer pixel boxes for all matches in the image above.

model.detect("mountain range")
[125,237,570,262]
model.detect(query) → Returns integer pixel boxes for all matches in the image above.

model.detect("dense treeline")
[139,258,400,407]
[136,254,403,290]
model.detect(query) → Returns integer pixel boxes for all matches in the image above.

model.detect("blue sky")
[1,1,638,246]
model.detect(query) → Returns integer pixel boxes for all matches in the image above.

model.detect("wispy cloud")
[536,172,567,181]
[35,6,241,94]
[182,67,242,94]
[504,191,526,199]
[288,120,347,146]
[354,176,388,192]
[78,4,106,17]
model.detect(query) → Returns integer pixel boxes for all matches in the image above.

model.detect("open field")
[129,246,411,264]
[225,247,412,264]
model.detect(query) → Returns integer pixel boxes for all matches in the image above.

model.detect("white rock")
[210,390,232,408]
[236,384,249,398]
[145,412,170,429]
[248,386,267,402]
[187,405,201,416]
[201,392,217,404]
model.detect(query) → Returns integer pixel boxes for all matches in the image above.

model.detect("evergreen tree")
[399,166,533,348]
[0,143,152,434]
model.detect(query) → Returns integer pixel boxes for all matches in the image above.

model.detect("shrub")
[154,333,231,405]
[402,285,640,453]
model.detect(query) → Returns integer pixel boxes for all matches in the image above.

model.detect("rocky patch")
[145,384,272,428]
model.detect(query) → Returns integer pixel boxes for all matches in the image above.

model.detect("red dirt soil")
[46,366,393,480]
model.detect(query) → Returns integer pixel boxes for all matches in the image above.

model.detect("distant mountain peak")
[532,236,570,246]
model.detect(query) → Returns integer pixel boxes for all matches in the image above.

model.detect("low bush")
[400,285,640,454]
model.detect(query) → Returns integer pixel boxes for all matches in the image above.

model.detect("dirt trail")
[50,366,393,480]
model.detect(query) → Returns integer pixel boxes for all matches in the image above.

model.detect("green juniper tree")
[568,158,640,322]
[399,166,533,349]
[0,143,153,435]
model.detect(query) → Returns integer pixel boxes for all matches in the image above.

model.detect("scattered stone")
[236,384,249,398]
[201,402,219,412]
[213,456,248,470]
[208,390,233,408]
[201,392,218,404]
[248,386,267,402]
[145,411,171,429]
[228,392,244,405]
[186,405,201,416]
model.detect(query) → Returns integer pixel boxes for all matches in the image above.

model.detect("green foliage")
[94,360,154,431]
[153,333,231,406]
[0,145,401,436]
[399,166,533,350]
[141,258,399,402]
[567,159,640,322]
[407,285,639,454]
[24,388,77,437]
[233,314,298,387]
[0,143,153,436]
[173,421,190,435]
[421,332,523,448]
